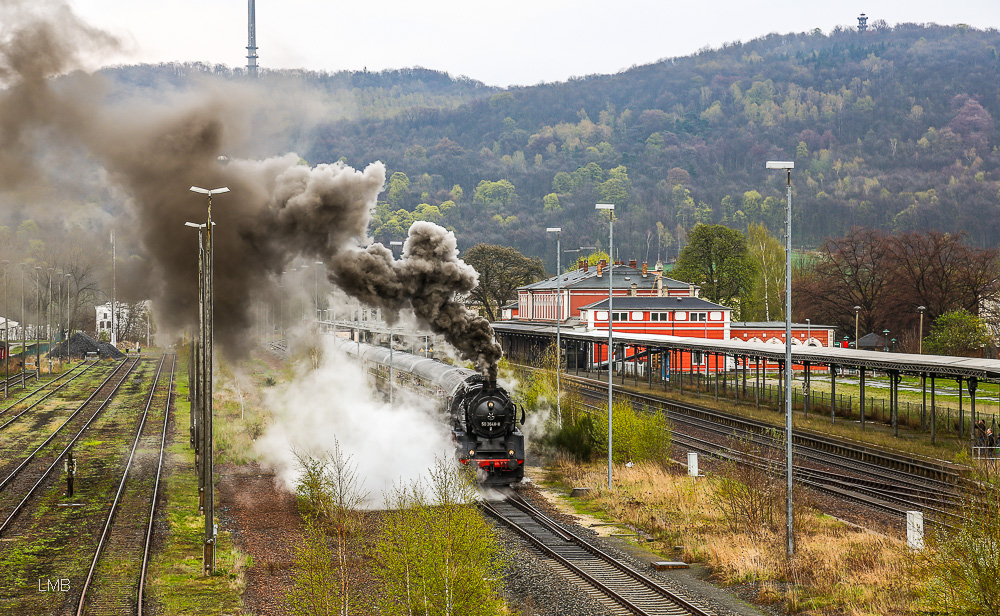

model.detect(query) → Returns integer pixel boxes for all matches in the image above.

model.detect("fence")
[591,361,998,439]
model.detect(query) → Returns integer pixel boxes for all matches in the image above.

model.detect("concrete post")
[906,511,924,550]
[687,452,699,477]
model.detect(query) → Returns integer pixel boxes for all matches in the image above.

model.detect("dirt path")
[217,464,300,616]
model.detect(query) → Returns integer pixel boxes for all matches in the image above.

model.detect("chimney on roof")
[642,262,648,276]
[689,284,696,297]
[578,259,585,270]
[629,259,637,268]
[657,275,663,297]
[596,262,603,277]
[583,260,589,272]
[630,283,637,296]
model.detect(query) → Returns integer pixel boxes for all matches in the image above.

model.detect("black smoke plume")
[0,2,503,377]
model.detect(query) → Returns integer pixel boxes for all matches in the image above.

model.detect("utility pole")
[111,230,116,347]
[2,260,8,397]
[34,266,40,376]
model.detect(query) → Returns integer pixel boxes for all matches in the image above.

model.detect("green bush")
[548,413,596,461]
[920,467,1000,615]
[590,398,672,467]
[547,398,672,466]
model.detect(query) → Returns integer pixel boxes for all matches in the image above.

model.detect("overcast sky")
[73,0,1000,87]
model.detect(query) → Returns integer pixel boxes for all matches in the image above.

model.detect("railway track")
[483,489,714,616]
[76,353,175,615]
[566,372,961,482]
[563,371,962,526]
[0,361,97,429]
[267,339,288,359]
[0,369,38,392]
[0,356,140,535]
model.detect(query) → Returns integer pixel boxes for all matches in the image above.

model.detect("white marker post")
[687,452,699,477]
[906,511,924,550]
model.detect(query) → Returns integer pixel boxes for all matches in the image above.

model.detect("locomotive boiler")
[333,337,525,485]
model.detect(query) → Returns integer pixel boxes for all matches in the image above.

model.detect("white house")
[95,301,150,344]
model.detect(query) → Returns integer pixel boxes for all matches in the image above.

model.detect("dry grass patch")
[546,458,921,615]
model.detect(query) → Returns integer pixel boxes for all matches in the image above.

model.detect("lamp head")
[595,203,615,210]
[190,186,230,196]
[917,305,926,313]
[546,227,561,233]
[765,161,794,170]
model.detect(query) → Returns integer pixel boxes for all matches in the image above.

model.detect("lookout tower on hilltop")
[858,13,869,33]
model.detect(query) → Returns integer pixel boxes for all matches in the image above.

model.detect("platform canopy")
[492,321,1000,381]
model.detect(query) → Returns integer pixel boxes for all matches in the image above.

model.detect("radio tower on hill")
[247,0,259,77]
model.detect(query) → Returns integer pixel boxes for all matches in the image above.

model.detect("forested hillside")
[99,24,1000,272]
[302,23,1000,270]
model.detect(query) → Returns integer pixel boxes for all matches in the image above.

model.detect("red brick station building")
[498,260,833,374]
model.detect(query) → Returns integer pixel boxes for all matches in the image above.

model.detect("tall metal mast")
[247,0,259,77]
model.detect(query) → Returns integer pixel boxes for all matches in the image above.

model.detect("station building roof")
[519,264,694,292]
[579,297,729,311]
[492,321,1000,381]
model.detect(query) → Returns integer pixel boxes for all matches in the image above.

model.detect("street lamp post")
[279,273,285,340]
[189,185,229,577]
[34,266,40,376]
[766,160,795,557]
[805,318,810,344]
[54,271,61,370]
[917,306,926,354]
[19,264,25,388]
[883,329,890,352]
[389,241,403,406]
[546,228,562,426]
[596,203,615,490]
[47,268,52,374]
[314,261,324,323]
[854,306,861,349]
[65,273,72,364]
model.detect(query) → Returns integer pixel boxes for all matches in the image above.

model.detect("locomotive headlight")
[508,449,515,457]
[469,449,476,456]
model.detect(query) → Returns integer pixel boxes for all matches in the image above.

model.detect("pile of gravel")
[50,332,126,359]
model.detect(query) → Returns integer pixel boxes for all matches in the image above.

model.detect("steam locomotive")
[332,338,525,485]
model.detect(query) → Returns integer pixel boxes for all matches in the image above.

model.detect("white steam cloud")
[254,335,454,504]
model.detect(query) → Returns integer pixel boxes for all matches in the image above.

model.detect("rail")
[77,354,173,615]
[0,361,97,429]
[0,356,141,535]
[482,490,715,616]
[138,354,175,616]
